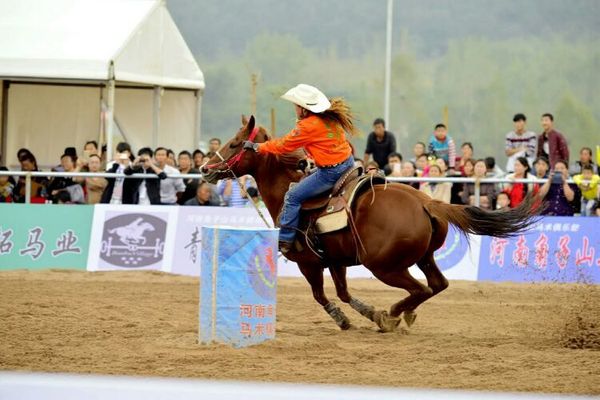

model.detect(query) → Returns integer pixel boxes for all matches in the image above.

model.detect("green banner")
[0,204,93,270]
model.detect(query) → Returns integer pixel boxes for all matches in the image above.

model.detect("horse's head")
[201,115,268,183]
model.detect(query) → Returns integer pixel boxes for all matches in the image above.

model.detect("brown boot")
[278,241,293,254]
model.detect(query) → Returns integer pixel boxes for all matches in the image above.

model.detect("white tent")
[0,0,205,168]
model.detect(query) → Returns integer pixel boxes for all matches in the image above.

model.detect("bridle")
[203,127,259,172]
[201,126,272,228]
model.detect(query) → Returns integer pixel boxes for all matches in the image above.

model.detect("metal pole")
[270,108,276,137]
[194,89,203,149]
[474,179,481,207]
[384,0,393,125]
[250,73,258,117]
[152,86,161,148]
[106,63,116,163]
[25,173,31,204]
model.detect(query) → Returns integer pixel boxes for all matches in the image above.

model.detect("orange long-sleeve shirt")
[257,115,352,167]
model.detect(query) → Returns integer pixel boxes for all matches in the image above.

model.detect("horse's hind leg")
[408,252,449,327]
[375,268,433,329]
[298,263,352,330]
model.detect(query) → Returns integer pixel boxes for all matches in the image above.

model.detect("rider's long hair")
[320,97,359,136]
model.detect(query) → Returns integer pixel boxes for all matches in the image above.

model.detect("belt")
[318,162,343,169]
[317,157,351,169]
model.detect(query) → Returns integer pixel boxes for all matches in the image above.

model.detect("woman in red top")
[243,84,356,253]
[503,156,536,208]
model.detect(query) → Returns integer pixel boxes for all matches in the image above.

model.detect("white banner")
[87,205,480,280]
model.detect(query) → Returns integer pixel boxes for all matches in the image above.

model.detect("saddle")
[299,166,387,234]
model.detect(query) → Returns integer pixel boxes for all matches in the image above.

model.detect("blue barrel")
[199,226,279,348]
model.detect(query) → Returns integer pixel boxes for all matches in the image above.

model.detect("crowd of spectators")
[0,112,598,217]
[361,113,600,217]
[0,138,262,209]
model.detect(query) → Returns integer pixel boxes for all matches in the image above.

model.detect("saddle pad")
[315,209,348,234]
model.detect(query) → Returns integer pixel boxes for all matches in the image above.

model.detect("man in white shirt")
[505,113,537,173]
[155,147,185,205]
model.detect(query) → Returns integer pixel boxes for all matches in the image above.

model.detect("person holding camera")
[122,147,166,205]
[538,160,580,216]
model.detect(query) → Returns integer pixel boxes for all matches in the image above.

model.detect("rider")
[243,84,356,254]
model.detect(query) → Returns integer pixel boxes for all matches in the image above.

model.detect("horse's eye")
[229,141,241,149]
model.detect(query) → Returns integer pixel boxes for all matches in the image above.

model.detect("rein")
[205,127,259,170]
[202,127,272,229]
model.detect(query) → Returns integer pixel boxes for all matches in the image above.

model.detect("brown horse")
[203,116,538,332]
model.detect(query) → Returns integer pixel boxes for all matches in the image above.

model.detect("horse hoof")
[340,320,353,330]
[374,310,400,333]
[403,310,417,327]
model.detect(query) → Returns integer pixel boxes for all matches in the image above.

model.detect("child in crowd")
[496,192,511,211]
[0,167,14,202]
[573,164,599,216]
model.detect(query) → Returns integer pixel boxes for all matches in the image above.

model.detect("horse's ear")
[247,115,255,133]
[241,114,248,125]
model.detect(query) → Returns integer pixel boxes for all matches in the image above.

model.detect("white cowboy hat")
[281,84,331,113]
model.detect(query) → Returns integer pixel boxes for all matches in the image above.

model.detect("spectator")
[54,189,72,205]
[456,142,473,175]
[462,159,475,177]
[537,113,569,168]
[573,165,599,216]
[400,161,419,189]
[177,150,201,205]
[166,149,177,167]
[436,158,449,176]
[428,123,456,172]
[384,152,403,176]
[363,118,396,169]
[415,154,428,177]
[505,113,537,173]
[0,167,14,202]
[503,157,536,208]
[421,164,451,203]
[192,149,205,169]
[84,140,100,156]
[534,156,550,179]
[485,156,505,179]
[217,176,254,207]
[52,147,77,172]
[208,138,222,155]
[13,151,49,203]
[366,161,380,176]
[410,142,426,164]
[245,186,266,208]
[569,147,596,176]
[496,192,511,211]
[155,147,185,205]
[101,142,133,204]
[74,154,107,204]
[452,158,475,204]
[461,159,496,209]
[47,154,84,203]
[184,181,219,206]
[123,147,166,205]
[539,160,579,216]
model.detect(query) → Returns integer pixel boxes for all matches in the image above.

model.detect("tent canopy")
[0,0,204,89]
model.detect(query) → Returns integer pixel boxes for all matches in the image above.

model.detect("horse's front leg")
[329,265,397,332]
[298,262,351,330]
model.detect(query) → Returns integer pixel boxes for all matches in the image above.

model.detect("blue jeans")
[279,156,354,243]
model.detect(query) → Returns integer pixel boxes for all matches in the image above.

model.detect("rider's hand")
[243,141,259,152]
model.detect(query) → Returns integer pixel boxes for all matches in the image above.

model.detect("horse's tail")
[423,194,541,239]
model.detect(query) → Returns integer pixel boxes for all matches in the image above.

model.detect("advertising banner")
[0,204,93,270]
[173,206,275,276]
[87,204,178,272]
[478,217,600,283]
[199,226,278,348]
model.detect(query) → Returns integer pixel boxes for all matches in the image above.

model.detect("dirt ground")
[0,269,599,395]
